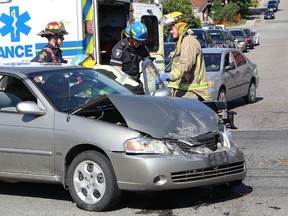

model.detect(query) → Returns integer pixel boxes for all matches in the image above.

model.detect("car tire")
[244,81,256,103]
[67,150,121,211]
[218,88,227,103]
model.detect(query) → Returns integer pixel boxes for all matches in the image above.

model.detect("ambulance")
[0,0,165,72]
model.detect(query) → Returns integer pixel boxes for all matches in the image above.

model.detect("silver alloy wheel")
[248,82,256,103]
[73,160,106,204]
[218,89,227,103]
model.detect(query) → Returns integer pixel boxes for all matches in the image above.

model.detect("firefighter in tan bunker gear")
[158,12,211,101]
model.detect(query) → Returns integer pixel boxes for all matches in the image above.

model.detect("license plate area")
[209,151,229,166]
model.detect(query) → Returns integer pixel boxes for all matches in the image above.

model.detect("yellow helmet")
[159,11,192,27]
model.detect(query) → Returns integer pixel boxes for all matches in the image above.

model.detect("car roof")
[202,48,238,54]
[228,28,244,31]
[0,62,81,75]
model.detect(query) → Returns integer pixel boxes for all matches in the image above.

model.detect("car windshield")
[230,30,244,37]
[30,68,133,112]
[208,31,223,40]
[203,53,221,72]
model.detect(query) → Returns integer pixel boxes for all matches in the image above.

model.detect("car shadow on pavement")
[227,96,263,110]
[0,182,72,201]
[0,181,253,212]
[114,183,253,212]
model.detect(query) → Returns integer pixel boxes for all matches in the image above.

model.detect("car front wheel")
[218,88,227,103]
[67,151,121,211]
[244,81,256,103]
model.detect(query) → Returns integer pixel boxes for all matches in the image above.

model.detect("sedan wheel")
[218,89,227,103]
[244,81,256,103]
[68,151,121,211]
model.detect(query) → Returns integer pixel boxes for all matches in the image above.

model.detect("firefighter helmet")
[124,26,131,37]
[129,22,148,41]
[159,11,192,27]
[38,21,69,38]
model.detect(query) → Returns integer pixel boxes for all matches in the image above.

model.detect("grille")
[169,132,221,153]
[171,162,245,183]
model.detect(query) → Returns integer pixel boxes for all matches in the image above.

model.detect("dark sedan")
[206,29,231,48]
[264,9,275,19]
[190,28,217,48]
[164,42,175,66]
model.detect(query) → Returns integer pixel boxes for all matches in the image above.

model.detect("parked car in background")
[264,9,275,19]
[228,29,248,52]
[190,28,217,48]
[0,62,246,212]
[251,30,260,46]
[203,48,259,104]
[267,1,278,12]
[243,28,255,49]
[164,42,176,66]
[223,29,238,49]
[206,29,231,48]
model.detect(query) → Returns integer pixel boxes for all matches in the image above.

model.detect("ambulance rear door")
[129,2,165,74]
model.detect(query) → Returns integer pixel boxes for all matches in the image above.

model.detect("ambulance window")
[141,16,159,52]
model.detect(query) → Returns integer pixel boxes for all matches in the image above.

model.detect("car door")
[231,51,251,96]
[0,75,55,176]
[222,51,242,100]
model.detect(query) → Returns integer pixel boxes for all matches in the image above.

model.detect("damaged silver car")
[0,63,246,212]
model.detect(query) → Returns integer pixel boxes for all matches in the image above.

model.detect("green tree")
[211,0,257,22]
[230,0,257,18]
[221,2,239,21]
[210,0,224,21]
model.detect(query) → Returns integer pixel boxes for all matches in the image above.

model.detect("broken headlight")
[124,137,176,154]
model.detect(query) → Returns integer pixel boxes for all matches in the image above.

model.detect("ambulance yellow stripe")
[82,0,94,55]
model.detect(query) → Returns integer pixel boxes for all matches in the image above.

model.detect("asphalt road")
[1,2,288,216]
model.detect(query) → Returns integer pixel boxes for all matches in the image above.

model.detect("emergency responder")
[71,54,144,94]
[157,12,211,101]
[31,21,68,63]
[109,21,151,94]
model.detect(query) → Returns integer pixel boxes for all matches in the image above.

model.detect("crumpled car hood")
[74,94,220,139]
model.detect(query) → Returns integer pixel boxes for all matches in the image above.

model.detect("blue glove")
[155,73,170,84]
[160,73,171,81]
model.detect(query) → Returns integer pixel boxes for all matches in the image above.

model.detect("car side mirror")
[16,101,46,115]
[225,64,235,71]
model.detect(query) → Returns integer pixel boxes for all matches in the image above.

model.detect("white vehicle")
[0,0,165,71]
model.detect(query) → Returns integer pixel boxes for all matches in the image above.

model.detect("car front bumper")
[108,147,246,191]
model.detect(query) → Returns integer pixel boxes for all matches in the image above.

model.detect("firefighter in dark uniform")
[31,21,68,63]
[110,22,150,94]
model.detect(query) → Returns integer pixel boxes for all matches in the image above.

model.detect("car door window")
[0,75,36,111]
[224,52,235,68]
[232,51,247,67]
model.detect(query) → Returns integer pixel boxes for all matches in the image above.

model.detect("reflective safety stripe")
[168,82,209,91]
[196,52,204,83]
[170,68,181,80]
[82,0,94,55]
[110,59,123,65]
